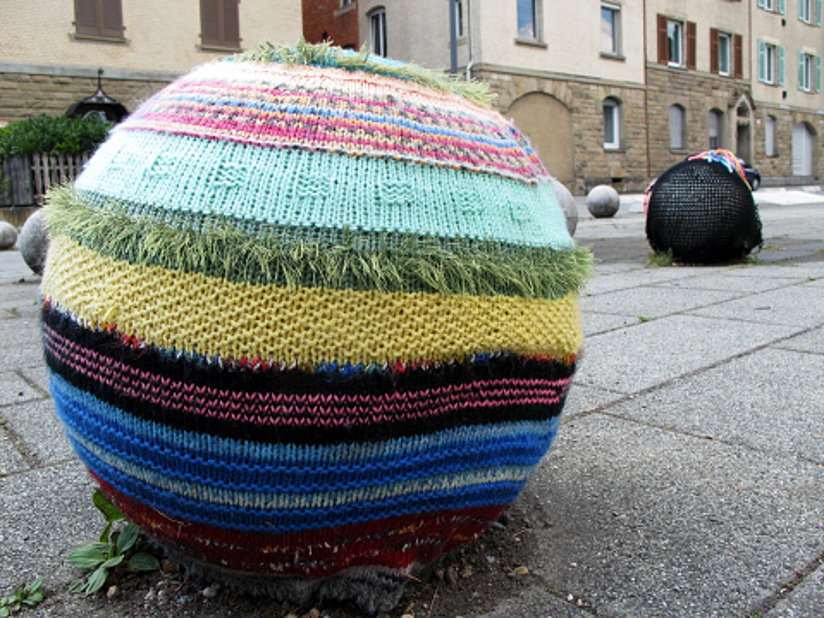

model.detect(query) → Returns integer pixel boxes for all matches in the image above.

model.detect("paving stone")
[530,414,824,617]
[575,314,802,394]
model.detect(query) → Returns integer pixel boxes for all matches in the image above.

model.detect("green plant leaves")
[116,524,139,554]
[128,553,161,572]
[0,578,44,615]
[92,489,124,523]
[66,542,109,569]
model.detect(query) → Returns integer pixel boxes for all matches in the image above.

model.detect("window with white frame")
[517,0,539,41]
[758,41,784,85]
[340,0,353,7]
[709,110,724,149]
[799,0,812,22]
[718,33,731,76]
[765,115,776,156]
[670,104,686,150]
[667,19,684,67]
[759,0,787,14]
[798,52,820,92]
[601,3,621,56]
[369,8,387,57]
[603,98,621,149]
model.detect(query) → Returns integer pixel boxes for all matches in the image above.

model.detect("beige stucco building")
[358,0,824,192]
[0,0,301,123]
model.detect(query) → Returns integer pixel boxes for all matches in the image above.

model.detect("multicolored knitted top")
[42,41,591,610]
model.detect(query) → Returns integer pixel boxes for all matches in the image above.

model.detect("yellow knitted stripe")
[43,236,583,365]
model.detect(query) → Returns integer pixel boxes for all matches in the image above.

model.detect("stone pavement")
[1,191,823,617]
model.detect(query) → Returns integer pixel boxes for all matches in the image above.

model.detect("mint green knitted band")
[75,130,573,250]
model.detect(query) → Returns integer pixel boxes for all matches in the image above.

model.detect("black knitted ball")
[646,158,762,264]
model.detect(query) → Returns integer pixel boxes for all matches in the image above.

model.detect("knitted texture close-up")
[41,41,591,612]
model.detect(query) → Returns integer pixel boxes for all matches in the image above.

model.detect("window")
[670,104,686,151]
[758,41,785,85]
[657,15,695,69]
[718,33,731,76]
[603,98,621,149]
[799,0,812,22]
[758,0,786,14]
[74,0,124,39]
[709,110,724,150]
[765,115,776,156]
[200,0,240,49]
[453,0,465,39]
[517,0,539,41]
[340,0,353,6]
[370,9,387,57]
[798,52,821,92]
[668,20,683,66]
[601,3,621,56]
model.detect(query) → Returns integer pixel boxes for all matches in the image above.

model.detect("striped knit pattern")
[42,43,589,582]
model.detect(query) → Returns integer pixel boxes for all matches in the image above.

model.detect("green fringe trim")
[45,187,593,300]
[231,38,494,109]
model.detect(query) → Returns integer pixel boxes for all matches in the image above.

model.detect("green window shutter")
[799,0,804,20]
[757,0,765,8]
[816,55,822,92]
[779,0,786,15]
[779,45,785,85]
[757,40,766,82]
[798,51,805,90]
[816,0,822,25]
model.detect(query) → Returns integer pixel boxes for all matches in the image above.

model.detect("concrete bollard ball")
[586,185,620,218]
[0,221,19,250]
[19,209,50,275]
[550,178,578,237]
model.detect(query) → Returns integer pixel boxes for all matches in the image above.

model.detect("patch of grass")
[67,489,160,596]
[638,316,651,323]
[0,578,44,616]
[647,250,674,267]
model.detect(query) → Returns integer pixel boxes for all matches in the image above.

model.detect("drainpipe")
[465,0,474,81]
[643,0,651,180]
[449,0,458,74]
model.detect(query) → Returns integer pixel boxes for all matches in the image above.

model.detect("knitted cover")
[41,42,591,611]
[646,150,763,264]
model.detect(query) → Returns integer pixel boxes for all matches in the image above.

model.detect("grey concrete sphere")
[550,178,578,237]
[19,210,49,275]
[586,184,620,218]
[0,220,18,250]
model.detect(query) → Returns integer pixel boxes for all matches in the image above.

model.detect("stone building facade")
[0,0,302,123]
[350,0,823,192]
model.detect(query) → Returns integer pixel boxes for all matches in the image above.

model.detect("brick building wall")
[302,0,359,49]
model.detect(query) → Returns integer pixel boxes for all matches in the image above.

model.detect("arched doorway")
[792,122,815,176]
[506,93,574,183]
[735,102,751,161]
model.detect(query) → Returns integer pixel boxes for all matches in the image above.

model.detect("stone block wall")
[0,71,171,124]
[482,69,650,193]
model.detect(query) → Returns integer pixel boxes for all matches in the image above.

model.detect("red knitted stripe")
[95,475,505,577]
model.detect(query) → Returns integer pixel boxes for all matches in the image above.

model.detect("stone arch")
[506,92,574,183]
[733,94,754,161]
[792,121,816,177]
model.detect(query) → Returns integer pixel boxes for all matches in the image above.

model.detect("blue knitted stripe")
[68,435,527,533]
[51,372,558,491]
[74,130,573,249]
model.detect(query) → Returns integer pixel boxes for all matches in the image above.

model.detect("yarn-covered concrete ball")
[550,178,578,236]
[586,184,620,218]
[646,151,762,264]
[19,210,49,275]
[40,42,592,613]
[0,220,18,250]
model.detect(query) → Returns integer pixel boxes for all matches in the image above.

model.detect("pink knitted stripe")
[45,325,572,427]
[126,110,541,179]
